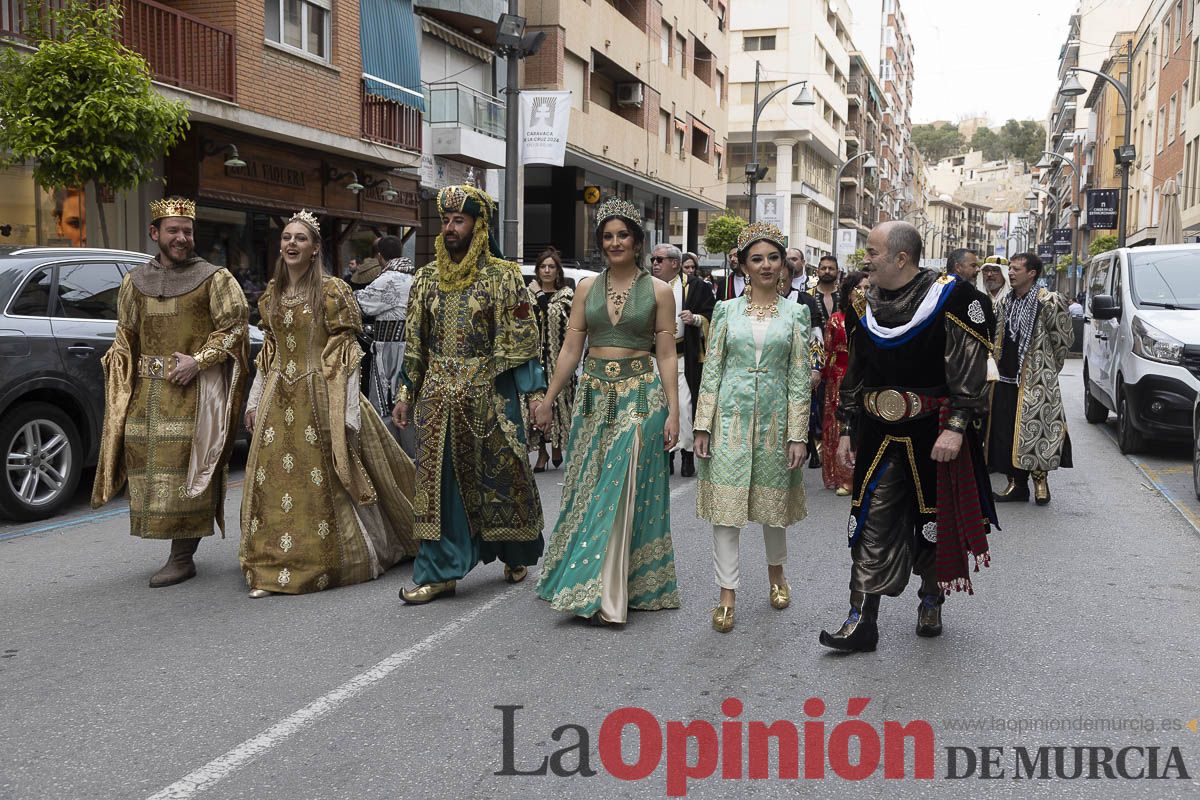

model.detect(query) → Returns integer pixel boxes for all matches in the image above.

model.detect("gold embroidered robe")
[239,278,418,594]
[91,263,249,538]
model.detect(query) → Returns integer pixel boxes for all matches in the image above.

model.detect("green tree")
[912,123,966,162]
[998,119,1047,164]
[845,248,866,270]
[0,0,190,245]
[704,214,747,262]
[971,127,1005,161]
[1089,234,1119,256]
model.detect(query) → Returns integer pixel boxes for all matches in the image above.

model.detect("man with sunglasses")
[651,242,715,477]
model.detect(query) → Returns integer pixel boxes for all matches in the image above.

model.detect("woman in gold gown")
[240,210,419,597]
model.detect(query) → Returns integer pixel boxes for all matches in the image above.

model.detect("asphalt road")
[2,363,1198,799]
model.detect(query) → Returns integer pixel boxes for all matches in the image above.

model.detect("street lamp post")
[496,7,546,260]
[1060,40,1134,247]
[747,60,814,223]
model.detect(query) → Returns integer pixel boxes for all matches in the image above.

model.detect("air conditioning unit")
[616,82,644,107]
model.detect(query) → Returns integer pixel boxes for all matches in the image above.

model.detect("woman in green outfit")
[533,198,682,624]
[693,221,812,633]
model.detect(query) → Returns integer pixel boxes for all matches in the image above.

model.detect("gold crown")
[289,209,321,235]
[737,220,787,252]
[149,197,196,221]
[594,197,643,230]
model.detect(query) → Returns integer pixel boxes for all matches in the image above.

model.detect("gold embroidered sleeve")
[402,266,435,397]
[787,303,812,443]
[491,260,541,375]
[91,276,139,507]
[254,289,276,374]
[693,301,728,434]
[191,269,249,370]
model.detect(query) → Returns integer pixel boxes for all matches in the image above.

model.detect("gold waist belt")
[581,357,655,422]
[862,389,943,422]
[137,354,180,379]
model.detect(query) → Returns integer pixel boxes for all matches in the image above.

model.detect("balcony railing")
[425,81,504,139]
[362,81,423,152]
[119,0,236,101]
[2,0,237,102]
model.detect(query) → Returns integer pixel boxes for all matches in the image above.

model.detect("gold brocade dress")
[239,277,419,594]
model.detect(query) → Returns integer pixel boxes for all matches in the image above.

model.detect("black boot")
[916,593,943,637]
[819,591,879,652]
[808,444,822,469]
[680,450,696,478]
[668,451,675,475]
[149,538,200,588]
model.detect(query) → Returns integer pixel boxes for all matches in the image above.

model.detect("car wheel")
[0,402,83,521]
[1193,411,1200,501]
[1116,384,1144,456]
[1083,363,1109,424]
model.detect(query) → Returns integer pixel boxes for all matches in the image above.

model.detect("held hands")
[837,435,856,470]
[930,430,964,463]
[168,352,199,386]
[693,431,710,459]
[533,399,553,432]
[392,401,411,429]
[787,441,808,470]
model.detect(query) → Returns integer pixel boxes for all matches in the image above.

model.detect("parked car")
[0,248,262,521]
[1082,245,1200,454]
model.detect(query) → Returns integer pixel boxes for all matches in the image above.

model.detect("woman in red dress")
[821,271,869,494]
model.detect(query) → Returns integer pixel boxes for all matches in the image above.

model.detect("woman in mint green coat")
[693,221,811,633]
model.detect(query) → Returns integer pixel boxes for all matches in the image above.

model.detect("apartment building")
[520,0,729,262]
[926,197,965,261]
[839,52,885,247]
[727,0,855,261]
[1080,33,1132,256]
[0,0,425,281]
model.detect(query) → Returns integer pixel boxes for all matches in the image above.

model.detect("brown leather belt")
[137,354,179,379]
[863,388,943,422]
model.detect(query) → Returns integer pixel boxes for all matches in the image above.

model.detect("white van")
[1082,245,1200,453]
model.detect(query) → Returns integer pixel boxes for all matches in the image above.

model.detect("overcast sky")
[907,0,1080,125]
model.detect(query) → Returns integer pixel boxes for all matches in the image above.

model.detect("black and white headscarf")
[1002,289,1040,384]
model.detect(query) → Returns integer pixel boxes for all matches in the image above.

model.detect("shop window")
[264,0,331,61]
[52,263,123,320]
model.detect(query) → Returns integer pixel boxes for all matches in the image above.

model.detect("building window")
[264,0,330,61]
[677,32,687,76]
[716,70,725,106]
[743,34,776,51]
[674,121,686,159]
[661,21,671,65]
[1170,93,1178,142]
[660,110,670,153]
[1159,106,1167,151]
[691,126,710,163]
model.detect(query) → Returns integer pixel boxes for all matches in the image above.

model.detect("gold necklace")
[606,272,635,314]
[744,287,779,320]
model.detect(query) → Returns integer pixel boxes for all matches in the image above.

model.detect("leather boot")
[819,591,879,652]
[993,476,1030,502]
[149,538,200,588]
[1032,470,1050,506]
[680,450,696,478]
[916,593,943,637]
[668,452,675,475]
[808,442,822,469]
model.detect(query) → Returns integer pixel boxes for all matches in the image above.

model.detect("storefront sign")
[1086,188,1119,229]
[224,160,307,190]
[520,91,572,166]
[1037,243,1054,261]
[1052,228,1072,255]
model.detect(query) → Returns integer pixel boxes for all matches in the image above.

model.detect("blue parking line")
[0,507,129,542]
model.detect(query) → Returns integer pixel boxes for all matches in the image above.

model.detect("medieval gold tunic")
[91,258,249,539]
[239,277,419,594]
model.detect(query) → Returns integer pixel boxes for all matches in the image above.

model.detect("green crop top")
[585,270,656,351]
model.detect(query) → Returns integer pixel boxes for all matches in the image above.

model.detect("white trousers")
[674,358,694,452]
[713,524,787,590]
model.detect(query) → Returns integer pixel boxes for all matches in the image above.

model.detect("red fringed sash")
[935,405,991,594]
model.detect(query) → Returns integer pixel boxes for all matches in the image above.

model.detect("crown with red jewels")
[149,197,196,221]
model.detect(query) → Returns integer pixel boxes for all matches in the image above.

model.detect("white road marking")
[146,589,514,800]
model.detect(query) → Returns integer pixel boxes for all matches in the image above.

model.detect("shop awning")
[361,0,425,111]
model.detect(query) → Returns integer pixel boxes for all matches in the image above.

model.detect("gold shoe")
[1032,471,1051,506]
[711,605,734,633]
[835,486,851,497]
[503,565,528,583]
[400,580,457,604]
[770,583,791,610]
[248,589,271,599]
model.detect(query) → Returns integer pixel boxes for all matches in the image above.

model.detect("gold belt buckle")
[875,389,907,422]
[149,356,166,378]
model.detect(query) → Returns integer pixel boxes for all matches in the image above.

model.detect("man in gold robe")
[92,197,249,587]
[392,184,546,603]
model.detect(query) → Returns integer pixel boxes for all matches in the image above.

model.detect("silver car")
[0,248,260,521]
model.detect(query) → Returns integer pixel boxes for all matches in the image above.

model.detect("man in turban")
[392,184,547,603]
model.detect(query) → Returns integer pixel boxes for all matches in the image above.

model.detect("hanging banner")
[836,227,857,258]
[1052,228,1072,255]
[756,194,784,227]
[1086,188,1119,229]
[520,91,572,166]
[1037,243,1054,261]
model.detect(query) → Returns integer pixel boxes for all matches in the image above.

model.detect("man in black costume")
[820,221,996,653]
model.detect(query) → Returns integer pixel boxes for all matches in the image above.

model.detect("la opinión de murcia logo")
[496,700,1193,796]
